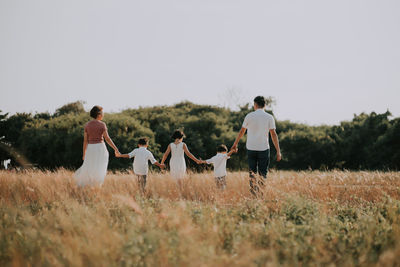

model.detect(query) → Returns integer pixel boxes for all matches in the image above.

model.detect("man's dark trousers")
[247,149,270,196]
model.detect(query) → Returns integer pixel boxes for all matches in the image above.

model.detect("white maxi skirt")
[74,142,109,187]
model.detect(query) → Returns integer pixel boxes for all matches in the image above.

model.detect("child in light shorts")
[200,144,237,190]
[116,137,164,193]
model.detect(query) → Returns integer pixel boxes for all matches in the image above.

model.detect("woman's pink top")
[84,120,107,144]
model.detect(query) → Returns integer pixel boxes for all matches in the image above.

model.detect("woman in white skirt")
[161,130,200,179]
[74,106,119,187]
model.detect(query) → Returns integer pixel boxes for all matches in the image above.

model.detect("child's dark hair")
[217,144,228,153]
[254,96,266,108]
[171,130,185,140]
[90,105,103,119]
[138,137,148,146]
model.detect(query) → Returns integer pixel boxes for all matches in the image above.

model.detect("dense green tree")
[329,111,393,169]
[34,112,52,120]
[373,118,400,169]
[0,112,34,167]
[0,110,8,140]
[53,101,85,117]
[0,110,10,163]
[2,113,33,145]
[1,102,399,171]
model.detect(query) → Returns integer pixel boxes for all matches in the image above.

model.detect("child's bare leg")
[215,176,226,190]
[137,175,147,194]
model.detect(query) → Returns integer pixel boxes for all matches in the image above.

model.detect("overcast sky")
[1,0,399,125]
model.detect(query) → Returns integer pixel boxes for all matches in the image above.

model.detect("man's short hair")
[217,144,228,153]
[254,96,266,108]
[138,137,148,146]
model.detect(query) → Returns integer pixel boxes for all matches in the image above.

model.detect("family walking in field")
[74,96,282,195]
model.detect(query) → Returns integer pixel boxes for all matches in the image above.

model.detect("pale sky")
[1,0,399,125]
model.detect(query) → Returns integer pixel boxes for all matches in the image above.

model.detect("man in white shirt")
[116,138,165,193]
[231,96,282,196]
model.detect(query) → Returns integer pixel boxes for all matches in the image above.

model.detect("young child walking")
[200,144,237,190]
[161,130,200,179]
[116,137,164,193]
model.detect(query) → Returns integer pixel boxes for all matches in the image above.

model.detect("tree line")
[0,101,399,171]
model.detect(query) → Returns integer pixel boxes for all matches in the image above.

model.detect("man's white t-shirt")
[206,153,230,177]
[242,109,276,151]
[128,147,157,175]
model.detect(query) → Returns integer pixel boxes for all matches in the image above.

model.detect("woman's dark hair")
[90,105,103,119]
[138,137,148,146]
[171,130,185,140]
[254,96,266,108]
[217,144,228,153]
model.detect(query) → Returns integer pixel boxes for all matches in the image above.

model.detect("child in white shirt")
[200,144,237,190]
[116,137,164,193]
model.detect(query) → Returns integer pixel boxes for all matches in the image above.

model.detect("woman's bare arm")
[116,153,130,158]
[82,131,88,161]
[183,143,199,163]
[103,130,119,152]
[161,145,171,165]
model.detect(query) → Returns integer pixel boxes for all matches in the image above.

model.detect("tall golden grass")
[1,170,400,266]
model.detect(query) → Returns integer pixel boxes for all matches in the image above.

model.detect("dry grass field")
[1,170,400,266]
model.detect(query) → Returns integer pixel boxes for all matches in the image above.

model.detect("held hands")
[230,144,238,152]
[196,159,207,164]
[158,161,166,169]
[230,147,238,154]
[115,150,121,157]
